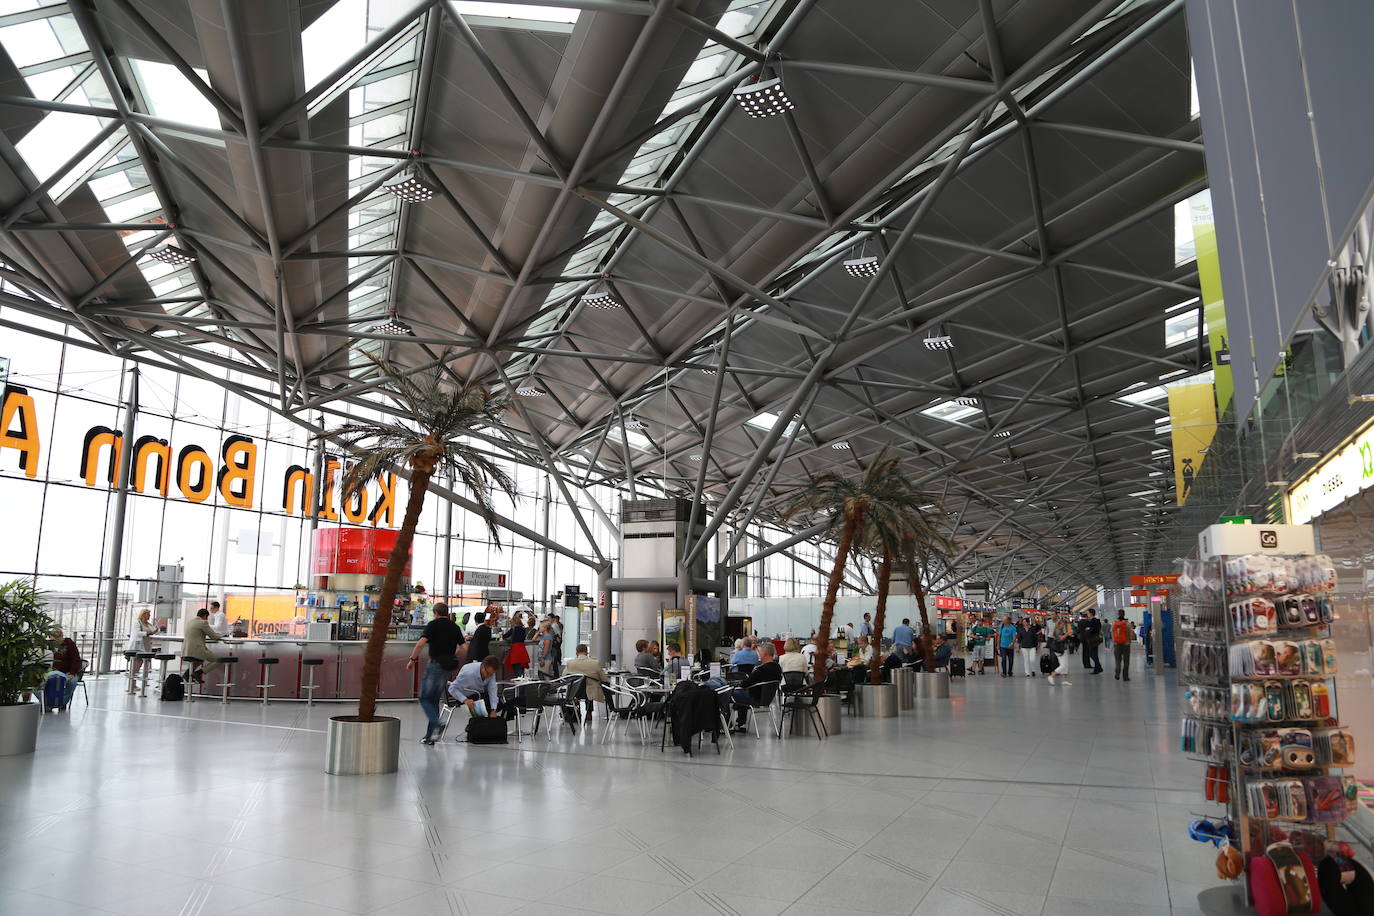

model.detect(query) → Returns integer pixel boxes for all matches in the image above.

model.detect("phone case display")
[1176,549,1351,912]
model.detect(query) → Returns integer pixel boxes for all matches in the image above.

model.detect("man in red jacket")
[50,627,82,710]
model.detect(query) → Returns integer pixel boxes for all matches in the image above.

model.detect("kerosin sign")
[1,384,398,526]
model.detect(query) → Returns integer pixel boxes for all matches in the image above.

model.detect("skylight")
[130,59,221,132]
[745,410,800,435]
[1117,385,1167,406]
[614,427,654,452]
[1174,189,1211,266]
[451,2,580,24]
[922,401,980,423]
[302,0,414,89]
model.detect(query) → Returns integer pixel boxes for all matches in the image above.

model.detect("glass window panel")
[129,58,221,129]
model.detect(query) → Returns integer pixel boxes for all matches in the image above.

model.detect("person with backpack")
[1111,610,1134,681]
[406,603,465,745]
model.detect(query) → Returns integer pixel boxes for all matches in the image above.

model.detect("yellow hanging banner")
[1168,381,1218,504]
[1189,192,1234,416]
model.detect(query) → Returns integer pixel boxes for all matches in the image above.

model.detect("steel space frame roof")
[0,0,1205,598]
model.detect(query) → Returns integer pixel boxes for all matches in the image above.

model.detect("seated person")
[729,637,760,666]
[883,643,914,670]
[664,644,688,679]
[563,644,608,721]
[778,637,808,674]
[933,633,956,669]
[729,643,782,731]
[632,639,662,676]
[49,628,83,710]
[845,635,874,668]
[447,655,501,717]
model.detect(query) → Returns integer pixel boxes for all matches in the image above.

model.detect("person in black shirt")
[469,612,493,666]
[1080,610,1104,675]
[729,643,783,731]
[406,603,465,745]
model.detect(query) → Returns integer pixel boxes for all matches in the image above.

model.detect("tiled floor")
[0,659,1237,915]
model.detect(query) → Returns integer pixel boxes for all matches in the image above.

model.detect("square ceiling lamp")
[516,383,546,397]
[371,311,414,336]
[955,396,978,406]
[147,238,195,266]
[581,287,620,309]
[381,164,436,203]
[732,76,794,119]
[842,255,881,278]
[923,334,954,350]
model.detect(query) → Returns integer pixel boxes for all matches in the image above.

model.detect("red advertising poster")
[934,596,963,610]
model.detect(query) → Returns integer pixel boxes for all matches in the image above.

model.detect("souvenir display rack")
[1176,548,1359,910]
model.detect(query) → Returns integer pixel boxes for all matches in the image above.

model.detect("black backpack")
[1039,651,1058,675]
[161,673,185,701]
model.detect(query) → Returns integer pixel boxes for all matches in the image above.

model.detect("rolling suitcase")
[948,657,966,678]
[43,673,67,710]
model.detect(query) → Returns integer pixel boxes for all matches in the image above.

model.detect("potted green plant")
[320,355,516,775]
[0,579,56,756]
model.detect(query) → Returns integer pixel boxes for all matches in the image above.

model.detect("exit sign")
[1218,515,1253,525]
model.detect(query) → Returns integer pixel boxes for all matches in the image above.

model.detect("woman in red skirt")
[503,617,531,677]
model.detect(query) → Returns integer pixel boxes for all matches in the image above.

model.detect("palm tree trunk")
[868,549,892,686]
[358,466,432,721]
[814,505,863,685]
[913,575,936,671]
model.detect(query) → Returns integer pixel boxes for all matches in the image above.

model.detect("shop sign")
[934,595,963,610]
[1197,523,1315,559]
[1130,574,1179,586]
[0,385,398,526]
[1129,589,1150,596]
[453,568,507,588]
[1129,602,1148,607]
[1287,417,1374,524]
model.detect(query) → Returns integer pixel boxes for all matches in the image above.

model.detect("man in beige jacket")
[564,643,608,723]
[184,608,223,683]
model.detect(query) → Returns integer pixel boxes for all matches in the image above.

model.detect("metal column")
[441,473,453,606]
[98,365,138,674]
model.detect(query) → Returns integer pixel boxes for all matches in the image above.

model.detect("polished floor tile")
[0,660,1333,914]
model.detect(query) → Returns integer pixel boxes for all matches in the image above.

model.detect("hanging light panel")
[147,240,196,266]
[923,335,955,351]
[381,166,436,203]
[371,311,415,336]
[732,76,794,119]
[842,255,881,278]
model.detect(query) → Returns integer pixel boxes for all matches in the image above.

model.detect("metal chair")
[500,680,551,742]
[778,682,828,741]
[540,675,585,741]
[733,680,781,738]
[600,682,644,744]
[300,658,323,705]
[216,657,239,704]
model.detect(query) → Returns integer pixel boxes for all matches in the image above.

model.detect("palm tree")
[784,447,947,684]
[325,356,517,722]
[854,486,952,685]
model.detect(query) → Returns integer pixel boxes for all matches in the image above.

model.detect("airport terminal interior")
[1,1,1373,914]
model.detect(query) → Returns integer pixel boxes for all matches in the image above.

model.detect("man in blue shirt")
[730,637,760,666]
[891,618,914,649]
[997,616,1018,677]
[858,613,873,637]
[448,655,500,717]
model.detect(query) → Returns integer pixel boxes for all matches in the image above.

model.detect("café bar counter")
[149,635,526,701]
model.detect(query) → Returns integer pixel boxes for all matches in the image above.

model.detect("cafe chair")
[300,658,324,706]
[541,674,585,741]
[601,683,648,745]
[778,682,828,741]
[216,657,239,704]
[501,680,551,742]
[734,680,781,738]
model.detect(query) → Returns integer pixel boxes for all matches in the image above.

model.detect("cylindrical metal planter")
[914,672,951,699]
[0,702,41,757]
[325,716,400,775]
[892,667,915,710]
[862,683,898,717]
[791,695,841,737]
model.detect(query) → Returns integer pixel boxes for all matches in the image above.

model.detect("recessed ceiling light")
[842,256,880,278]
[581,288,619,309]
[732,76,794,119]
[381,165,436,203]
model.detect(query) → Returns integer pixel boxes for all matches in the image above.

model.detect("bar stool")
[122,650,138,694]
[136,652,158,696]
[217,657,239,704]
[300,658,324,706]
[180,656,203,703]
[257,657,279,705]
[154,653,177,696]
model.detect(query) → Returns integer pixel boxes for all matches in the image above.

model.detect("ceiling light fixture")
[955,396,978,407]
[147,238,195,266]
[923,334,954,351]
[993,430,1011,438]
[622,416,646,430]
[371,311,415,336]
[732,75,794,119]
[1293,452,1322,460]
[842,255,880,278]
[689,454,703,461]
[830,441,850,450]
[516,384,546,397]
[381,161,436,203]
[581,276,620,309]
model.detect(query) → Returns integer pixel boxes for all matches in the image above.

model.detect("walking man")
[1081,610,1104,675]
[406,603,465,745]
[971,618,994,674]
[997,616,1018,677]
[1111,610,1133,681]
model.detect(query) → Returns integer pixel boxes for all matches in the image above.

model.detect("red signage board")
[1130,574,1179,586]
[1129,602,1148,607]
[1129,589,1150,596]
[934,596,963,610]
